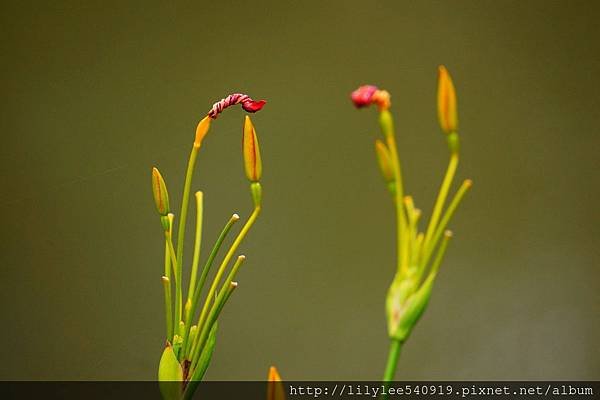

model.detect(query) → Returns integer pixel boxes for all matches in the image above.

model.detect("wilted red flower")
[208,93,266,119]
[351,85,391,110]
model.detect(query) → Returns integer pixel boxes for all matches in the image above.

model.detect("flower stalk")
[152,93,266,399]
[350,66,472,383]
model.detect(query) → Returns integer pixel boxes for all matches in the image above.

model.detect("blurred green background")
[1,0,598,380]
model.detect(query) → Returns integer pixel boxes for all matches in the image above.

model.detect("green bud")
[386,271,436,342]
[158,343,183,400]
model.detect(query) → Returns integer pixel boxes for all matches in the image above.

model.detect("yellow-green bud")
[385,272,435,342]
[374,139,395,183]
[151,167,170,216]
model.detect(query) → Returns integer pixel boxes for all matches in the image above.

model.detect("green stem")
[187,191,204,306]
[190,280,239,372]
[380,110,407,274]
[189,214,239,328]
[423,153,458,255]
[175,144,200,326]
[162,222,173,340]
[195,206,260,334]
[383,339,403,382]
[161,277,173,341]
[421,179,471,269]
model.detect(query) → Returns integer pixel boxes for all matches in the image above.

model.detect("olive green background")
[1,0,598,380]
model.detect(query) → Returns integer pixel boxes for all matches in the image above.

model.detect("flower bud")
[268,366,286,400]
[386,268,441,342]
[437,65,458,134]
[194,116,211,148]
[152,167,170,216]
[158,343,183,400]
[374,140,394,183]
[243,116,262,182]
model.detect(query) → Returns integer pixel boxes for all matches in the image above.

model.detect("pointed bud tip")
[243,116,262,182]
[195,116,212,147]
[232,213,240,220]
[268,366,282,381]
[437,65,458,134]
[151,167,170,216]
[238,255,246,260]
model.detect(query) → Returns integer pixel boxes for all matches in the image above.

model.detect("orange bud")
[267,366,285,400]
[194,116,211,148]
[243,116,262,182]
[437,65,458,134]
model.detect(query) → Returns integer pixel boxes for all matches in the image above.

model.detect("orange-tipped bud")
[243,116,262,182]
[437,65,458,134]
[194,116,211,148]
[267,366,285,400]
[374,139,394,183]
[151,167,170,216]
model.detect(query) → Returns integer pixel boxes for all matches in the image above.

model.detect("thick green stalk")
[383,339,403,382]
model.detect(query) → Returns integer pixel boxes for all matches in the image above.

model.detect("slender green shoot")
[175,145,201,326]
[422,153,459,252]
[194,207,260,338]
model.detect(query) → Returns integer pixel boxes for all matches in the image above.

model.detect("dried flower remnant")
[208,93,267,119]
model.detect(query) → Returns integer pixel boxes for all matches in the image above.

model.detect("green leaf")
[158,344,183,400]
